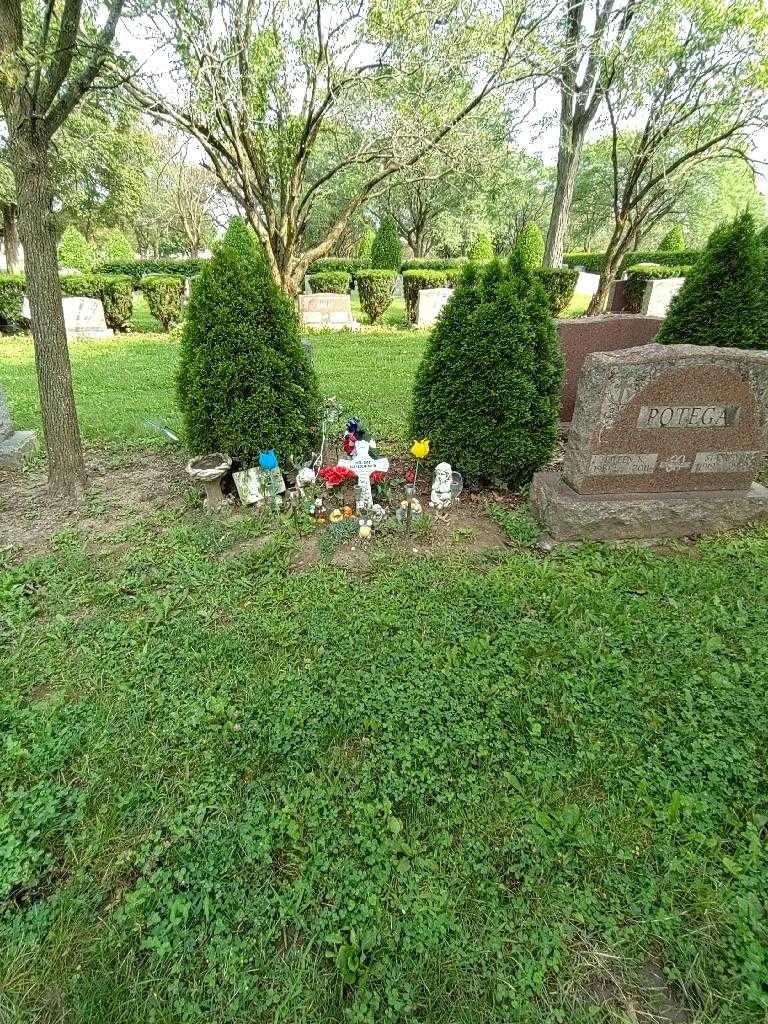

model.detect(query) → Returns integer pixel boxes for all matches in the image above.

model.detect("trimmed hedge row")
[307,271,351,294]
[403,266,578,323]
[0,271,185,333]
[95,258,205,285]
[401,258,467,273]
[142,275,185,330]
[536,267,578,315]
[563,248,701,274]
[307,258,370,288]
[0,272,135,331]
[624,263,688,312]
[0,275,26,331]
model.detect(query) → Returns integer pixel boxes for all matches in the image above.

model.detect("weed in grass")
[488,504,541,546]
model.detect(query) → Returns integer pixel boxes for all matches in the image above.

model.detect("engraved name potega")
[638,405,740,429]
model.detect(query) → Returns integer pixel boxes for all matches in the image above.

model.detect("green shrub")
[357,269,396,323]
[358,228,375,260]
[102,228,135,262]
[177,217,321,466]
[94,258,204,285]
[371,215,403,270]
[142,275,185,331]
[534,267,578,314]
[97,275,134,331]
[58,225,95,273]
[515,223,545,269]
[0,274,25,330]
[401,257,467,273]
[657,213,765,351]
[306,257,369,289]
[467,231,494,263]
[403,269,460,322]
[410,256,563,487]
[307,271,351,294]
[563,248,701,274]
[624,263,688,313]
[658,224,685,252]
[58,273,134,330]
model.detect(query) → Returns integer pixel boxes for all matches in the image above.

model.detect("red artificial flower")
[342,434,356,455]
[405,468,415,483]
[318,465,357,488]
[370,470,385,484]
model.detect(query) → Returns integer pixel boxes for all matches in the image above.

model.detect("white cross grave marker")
[338,439,389,510]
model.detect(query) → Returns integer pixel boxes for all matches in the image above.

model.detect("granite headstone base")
[530,471,768,541]
[0,429,37,469]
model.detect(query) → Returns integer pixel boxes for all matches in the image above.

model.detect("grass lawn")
[1,296,767,1023]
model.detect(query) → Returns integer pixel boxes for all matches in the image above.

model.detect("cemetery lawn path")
[1,510,767,1024]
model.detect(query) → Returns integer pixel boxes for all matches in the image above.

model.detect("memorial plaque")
[530,344,768,541]
[564,344,768,495]
[298,292,358,329]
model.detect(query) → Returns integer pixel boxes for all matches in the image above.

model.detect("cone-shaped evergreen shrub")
[371,215,403,269]
[467,230,494,263]
[58,225,95,272]
[515,223,544,269]
[177,217,321,465]
[657,213,766,350]
[658,224,685,252]
[410,255,563,486]
[103,228,135,262]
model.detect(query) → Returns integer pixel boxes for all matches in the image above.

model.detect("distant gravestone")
[0,383,36,469]
[298,293,358,329]
[573,271,600,297]
[641,276,685,318]
[415,287,453,328]
[530,343,768,540]
[22,296,113,339]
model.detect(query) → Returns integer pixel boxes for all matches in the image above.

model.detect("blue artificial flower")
[258,449,278,471]
[346,417,364,439]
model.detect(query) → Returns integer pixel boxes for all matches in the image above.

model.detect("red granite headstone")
[530,344,768,540]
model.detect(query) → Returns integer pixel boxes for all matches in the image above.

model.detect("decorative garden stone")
[186,452,232,510]
[530,343,768,540]
[0,383,36,469]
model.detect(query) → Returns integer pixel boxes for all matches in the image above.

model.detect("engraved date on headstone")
[638,405,740,429]
[589,453,658,475]
[691,451,761,474]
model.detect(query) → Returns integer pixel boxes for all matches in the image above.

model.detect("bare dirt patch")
[0,448,191,560]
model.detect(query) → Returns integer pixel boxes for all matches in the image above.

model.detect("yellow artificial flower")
[329,509,344,523]
[410,438,430,459]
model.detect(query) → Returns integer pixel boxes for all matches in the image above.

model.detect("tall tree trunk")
[587,226,628,315]
[2,203,20,273]
[544,117,586,268]
[11,138,86,497]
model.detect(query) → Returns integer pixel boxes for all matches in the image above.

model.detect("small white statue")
[430,462,455,510]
